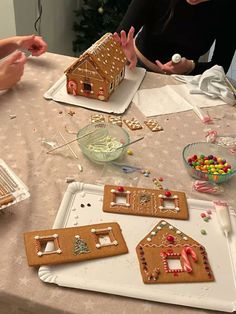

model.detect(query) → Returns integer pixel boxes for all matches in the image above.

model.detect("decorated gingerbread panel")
[24,222,128,267]
[103,185,189,220]
[136,220,214,284]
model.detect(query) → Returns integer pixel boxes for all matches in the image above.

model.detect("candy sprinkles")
[187,154,232,175]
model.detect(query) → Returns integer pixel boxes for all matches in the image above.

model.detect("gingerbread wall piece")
[65,33,126,101]
[136,220,214,284]
[24,222,128,267]
[103,185,189,220]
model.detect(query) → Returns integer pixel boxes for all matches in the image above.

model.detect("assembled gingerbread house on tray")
[65,33,127,101]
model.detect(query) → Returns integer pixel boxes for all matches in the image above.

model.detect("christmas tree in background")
[72,0,131,55]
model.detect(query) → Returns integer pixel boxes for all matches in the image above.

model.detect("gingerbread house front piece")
[136,220,214,284]
[65,33,126,101]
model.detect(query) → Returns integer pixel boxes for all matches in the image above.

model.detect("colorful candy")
[187,154,232,175]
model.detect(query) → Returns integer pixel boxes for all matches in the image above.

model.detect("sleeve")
[116,0,149,35]
[192,2,236,75]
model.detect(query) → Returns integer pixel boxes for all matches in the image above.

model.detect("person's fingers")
[5,51,24,65]
[127,26,135,42]
[120,30,127,47]
[113,32,121,44]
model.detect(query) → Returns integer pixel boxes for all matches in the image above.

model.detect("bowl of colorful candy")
[77,122,130,163]
[182,142,236,183]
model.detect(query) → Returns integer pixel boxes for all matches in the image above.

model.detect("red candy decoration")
[165,191,172,197]
[166,235,175,243]
[117,186,124,192]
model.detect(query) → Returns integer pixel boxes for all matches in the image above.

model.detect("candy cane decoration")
[181,246,198,273]
[68,80,78,96]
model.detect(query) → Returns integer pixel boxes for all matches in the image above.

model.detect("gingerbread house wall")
[66,59,109,101]
[66,59,125,101]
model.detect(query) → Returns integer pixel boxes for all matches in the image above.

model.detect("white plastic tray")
[0,159,30,211]
[39,182,236,312]
[44,67,146,114]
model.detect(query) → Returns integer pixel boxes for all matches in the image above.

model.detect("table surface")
[0,52,235,314]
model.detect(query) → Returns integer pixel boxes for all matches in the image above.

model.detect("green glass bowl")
[182,142,236,184]
[77,122,130,163]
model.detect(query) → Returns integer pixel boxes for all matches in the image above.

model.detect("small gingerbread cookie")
[24,222,128,267]
[103,185,189,220]
[108,115,122,127]
[144,119,163,132]
[90,114,105,124]
[123,118,143,130]
[136,220,214,284]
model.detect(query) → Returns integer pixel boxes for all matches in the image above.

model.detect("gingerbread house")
[65,33,127,101]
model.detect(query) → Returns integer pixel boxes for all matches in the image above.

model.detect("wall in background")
[0,0,16,38]
[0,0,80,56]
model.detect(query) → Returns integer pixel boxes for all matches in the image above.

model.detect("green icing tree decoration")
[73,0,131,54]
[74,235,90,255]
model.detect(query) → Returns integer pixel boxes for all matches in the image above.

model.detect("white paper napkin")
[132,83,226,117]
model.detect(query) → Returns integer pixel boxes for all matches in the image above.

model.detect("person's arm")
[116,0,148,35]
[0,51,27,90]
[192,1,236,75]
[0,35,47,59]
[0,37,19,59]
[192,38,235,75]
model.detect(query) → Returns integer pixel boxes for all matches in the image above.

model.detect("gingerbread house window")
[34,234,62,257]
[160,251,183,273]
[83,82,92,92]
[110,188,131,207]
[91,226,118,249]
[158,194,180,212]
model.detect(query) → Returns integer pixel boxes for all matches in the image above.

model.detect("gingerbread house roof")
[65,33,126,83]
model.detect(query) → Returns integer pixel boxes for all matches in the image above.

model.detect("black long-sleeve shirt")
[117,0,236,74]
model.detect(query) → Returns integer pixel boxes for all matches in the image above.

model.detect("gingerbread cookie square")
[102,185,189,220]
[136,220,214,284]
[90,114,105,124]
[123,118,143,130]
[108,115,122,127]
[24,222,128,267]
[144,119,163,132]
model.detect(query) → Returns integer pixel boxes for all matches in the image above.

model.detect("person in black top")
[115,0,236,75]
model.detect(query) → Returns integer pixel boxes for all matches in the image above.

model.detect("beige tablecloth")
[0,52,235,314]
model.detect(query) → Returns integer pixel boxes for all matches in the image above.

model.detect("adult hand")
[17,35,47,56]
[155,57,195,75]
[0,51,27,90]
[113,26,137,70]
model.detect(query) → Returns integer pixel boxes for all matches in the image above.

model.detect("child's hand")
[17,35,47,56]
[0,51,27,90]
[114,26,137,70]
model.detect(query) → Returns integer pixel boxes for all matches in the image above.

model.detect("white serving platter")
[39,182,236,312]
[44,67,146,114]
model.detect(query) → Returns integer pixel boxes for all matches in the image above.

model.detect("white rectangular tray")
[44,67,146,114]
[39,182,236,312]
[0,159,30,211]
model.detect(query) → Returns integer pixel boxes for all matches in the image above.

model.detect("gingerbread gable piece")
[103,185,189,220]
[24,222,128,267]
[136,220,214,284]
[65,33,126,101]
